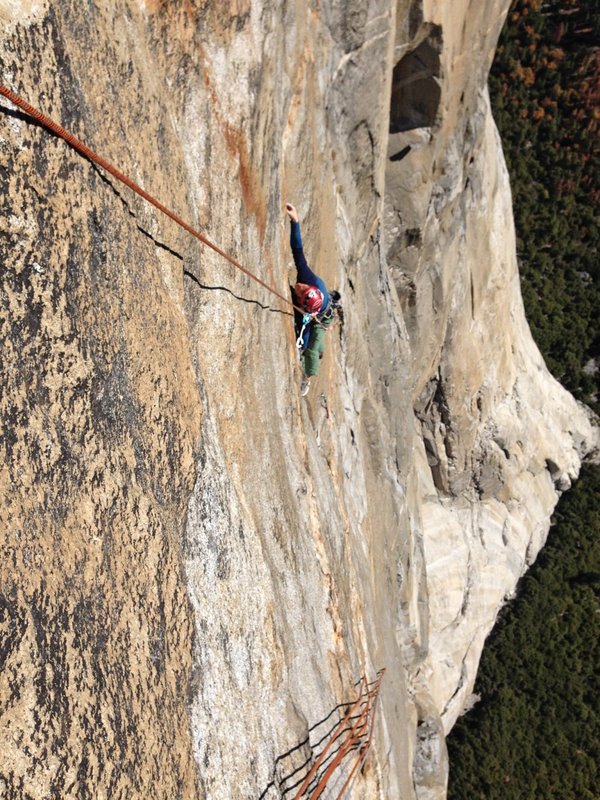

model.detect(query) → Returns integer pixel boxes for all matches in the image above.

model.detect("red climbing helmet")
[295,283,324,313]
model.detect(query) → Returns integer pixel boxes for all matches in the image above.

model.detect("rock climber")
[285,202,342,396]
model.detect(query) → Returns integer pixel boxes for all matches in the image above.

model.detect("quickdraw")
[296,313,313,350]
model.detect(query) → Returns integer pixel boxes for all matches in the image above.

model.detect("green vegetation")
[447,465,600,800]
[489,0,599,409]
[447,3,600,798]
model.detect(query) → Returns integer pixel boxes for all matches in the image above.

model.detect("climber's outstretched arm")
[285,202,320,285]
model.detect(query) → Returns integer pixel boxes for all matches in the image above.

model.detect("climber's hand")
[285,203,298,223]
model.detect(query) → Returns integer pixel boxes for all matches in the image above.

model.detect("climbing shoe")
[300,377,311,397]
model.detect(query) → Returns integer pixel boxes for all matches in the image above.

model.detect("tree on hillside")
[489,0,599,409]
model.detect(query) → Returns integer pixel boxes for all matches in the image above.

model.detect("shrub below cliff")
[447,464,600,800]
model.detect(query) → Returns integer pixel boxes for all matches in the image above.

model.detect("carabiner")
[296,314,313,350]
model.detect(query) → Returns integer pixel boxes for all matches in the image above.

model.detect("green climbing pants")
[303,325,326,377]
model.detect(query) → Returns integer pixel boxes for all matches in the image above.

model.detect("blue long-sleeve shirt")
[290,220,330,311]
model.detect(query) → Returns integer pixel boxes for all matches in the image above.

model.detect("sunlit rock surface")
[1,1,597,799]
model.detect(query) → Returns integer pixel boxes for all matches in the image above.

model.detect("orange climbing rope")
[0,84,303,314]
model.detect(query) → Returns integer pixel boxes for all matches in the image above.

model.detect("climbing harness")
[0,84,306,317]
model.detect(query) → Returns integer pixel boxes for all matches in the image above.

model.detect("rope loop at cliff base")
[0,84,306,317]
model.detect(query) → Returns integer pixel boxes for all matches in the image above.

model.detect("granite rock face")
[0,2,597,799]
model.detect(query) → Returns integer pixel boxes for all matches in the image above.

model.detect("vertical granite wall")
[0,2,596,799]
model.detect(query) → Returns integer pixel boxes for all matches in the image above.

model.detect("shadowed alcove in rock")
[389,27,442,134]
